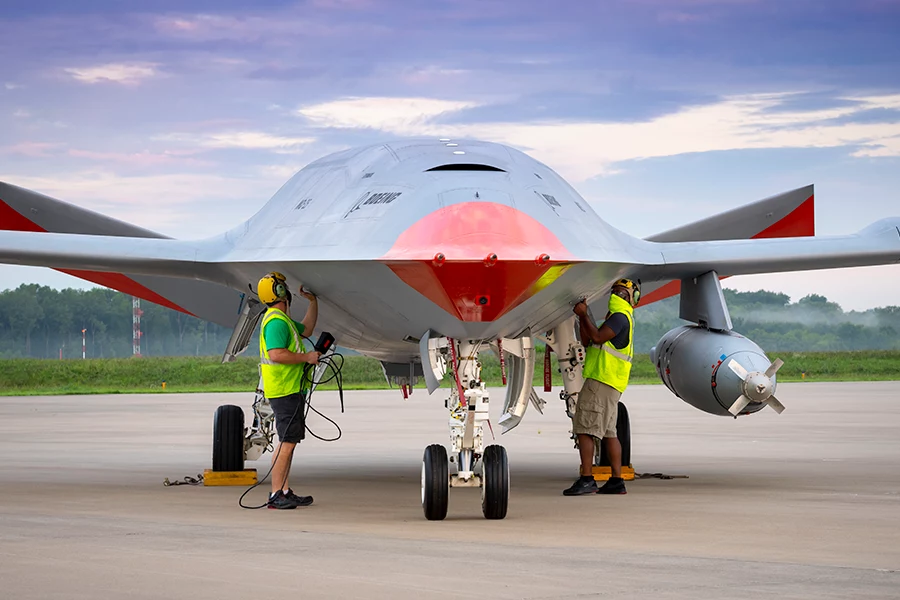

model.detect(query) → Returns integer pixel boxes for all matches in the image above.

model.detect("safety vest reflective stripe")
[583,294,635,393]
[259,308,307,397]
[259,312,301,366]
[602,344,633,363]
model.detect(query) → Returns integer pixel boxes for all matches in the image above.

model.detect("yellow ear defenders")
[258,272,291,305]
[612,278,641,307]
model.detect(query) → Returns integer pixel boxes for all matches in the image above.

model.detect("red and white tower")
[132,297,143,357]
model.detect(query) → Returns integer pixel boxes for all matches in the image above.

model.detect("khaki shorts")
[572,378,621,440]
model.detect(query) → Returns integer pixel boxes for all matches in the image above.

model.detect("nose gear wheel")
[481,445,509,519]
[422,444,449,520]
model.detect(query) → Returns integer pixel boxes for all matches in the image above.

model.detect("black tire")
[422,444,449,521]
[618,402,632,467]
[212,405,244,472]
[482,445,509,520]
[598,401,631,468]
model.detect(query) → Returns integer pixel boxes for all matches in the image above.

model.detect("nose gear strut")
[419,335,510,520]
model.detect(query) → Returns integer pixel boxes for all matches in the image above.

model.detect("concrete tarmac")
[0,382,898,599]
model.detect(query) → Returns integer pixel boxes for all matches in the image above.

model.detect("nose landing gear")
[419,337,510,520]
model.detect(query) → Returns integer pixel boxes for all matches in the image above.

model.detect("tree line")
[634,289,900,353]
[0,285,237,359]
[0,284,898,359]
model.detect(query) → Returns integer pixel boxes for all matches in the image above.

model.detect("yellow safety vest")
[583,294,634,393]
[259,308,308,398]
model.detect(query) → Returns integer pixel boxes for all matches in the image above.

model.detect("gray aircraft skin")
[1,138,898,364]
[6,137,900,519]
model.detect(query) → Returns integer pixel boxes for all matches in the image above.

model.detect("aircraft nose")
[381,202,574,322]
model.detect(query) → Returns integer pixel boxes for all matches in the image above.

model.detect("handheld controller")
[314,331,336,354]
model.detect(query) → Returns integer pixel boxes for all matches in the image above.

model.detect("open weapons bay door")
[497,336,545,433]
[222,296,266,363]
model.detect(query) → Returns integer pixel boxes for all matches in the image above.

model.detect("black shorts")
[269,391,307,443]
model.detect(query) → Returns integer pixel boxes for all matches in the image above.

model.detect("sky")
[1,0,900,311]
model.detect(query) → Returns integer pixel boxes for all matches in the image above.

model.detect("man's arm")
[298,287,318,334]
[574,301,618,346]
[264,318,319,365]
[578,316,591,346]
[268,347,319,365]
[582,318,618,346]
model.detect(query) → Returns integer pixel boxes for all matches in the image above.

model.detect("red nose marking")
[381,202,574,321]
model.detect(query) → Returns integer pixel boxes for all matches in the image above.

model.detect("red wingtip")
[642,194,815,307]
[753,194,815,239]
[0,199,193,315]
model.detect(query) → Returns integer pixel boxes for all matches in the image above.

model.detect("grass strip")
[1,350,898,395]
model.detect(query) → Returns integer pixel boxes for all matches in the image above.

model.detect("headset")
[258,272,292,306]
[613,278,641,307]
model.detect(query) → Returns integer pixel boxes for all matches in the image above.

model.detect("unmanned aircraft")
[1,138,897,519]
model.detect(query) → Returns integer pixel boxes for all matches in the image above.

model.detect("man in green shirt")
[257,272,321,509]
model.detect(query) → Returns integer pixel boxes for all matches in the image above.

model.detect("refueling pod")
[650,325,784,417]
[650,270,786,417]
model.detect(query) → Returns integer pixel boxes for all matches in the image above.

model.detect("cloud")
[156,131,315,153]
[297,92,900,180]
[0,142,63,157]
[67,149,213,168]
[657,10,709,23]
[298,97,479,132]
[152,13,373,43]
[12,109,30,118]
[399,66,471,85]
[4,82,22,90]
[0,170,278,236]
[64,63,160,85]
[309,0,375,9]
[852,136,900,158]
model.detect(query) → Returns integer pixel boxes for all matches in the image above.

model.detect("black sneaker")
[563,476,598,496]
[597,477,627,495]
[267,490,298,510]
[285,489,314,507]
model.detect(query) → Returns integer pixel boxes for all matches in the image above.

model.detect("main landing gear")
[420,338,510,520]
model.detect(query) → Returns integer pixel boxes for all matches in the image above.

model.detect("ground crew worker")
[563,278,640,496]
[257,272,321,509]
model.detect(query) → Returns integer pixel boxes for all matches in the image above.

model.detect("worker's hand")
[304,351,321,365]
[573,300,589,317]
[298,286,317,302]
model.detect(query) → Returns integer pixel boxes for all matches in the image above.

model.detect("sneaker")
[267,490,298,510]
[285,488,314,507]
[563,476,598,496]
[597,477,627,495]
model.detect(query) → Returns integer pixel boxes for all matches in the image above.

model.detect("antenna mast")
[132,297,143,357]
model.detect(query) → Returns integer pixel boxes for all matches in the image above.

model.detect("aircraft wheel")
[618,402,632,467]
[482,444,509,520]
[422,444,449,521]
[212,405,244,471]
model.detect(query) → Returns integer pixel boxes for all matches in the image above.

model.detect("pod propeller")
[727,358,785,416]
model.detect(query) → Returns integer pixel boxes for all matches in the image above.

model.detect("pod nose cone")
[726,357,786,416]
[745,371,775,402]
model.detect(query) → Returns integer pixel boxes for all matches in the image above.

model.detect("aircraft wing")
[638,185,815,305]
[0,229,214,277]
[634,218,900,283]
[1,182,245,326]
